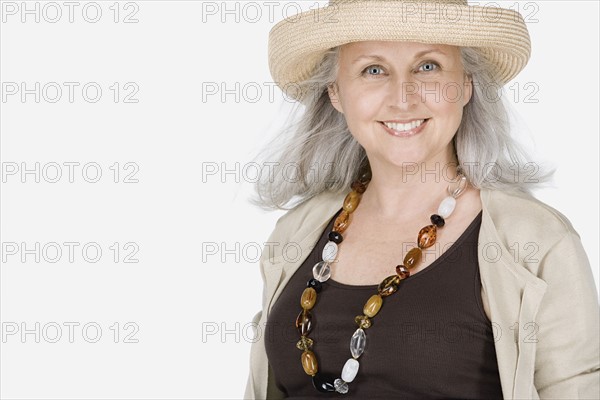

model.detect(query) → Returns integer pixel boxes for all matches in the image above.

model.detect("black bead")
[328,230,343,244]
[312,372,337,392]
[307,279,322,293]
[430,214,445,227]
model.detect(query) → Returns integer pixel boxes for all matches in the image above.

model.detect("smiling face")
[328,41,472,170]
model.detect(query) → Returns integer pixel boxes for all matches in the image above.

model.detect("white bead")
[341,358,359,382]
[322,241,338,262]
[350,328,366,359]
[438,196,456,218]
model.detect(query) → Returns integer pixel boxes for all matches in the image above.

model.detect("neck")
[359,158,461,221]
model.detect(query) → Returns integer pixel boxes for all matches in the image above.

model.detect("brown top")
[264,207,502,399]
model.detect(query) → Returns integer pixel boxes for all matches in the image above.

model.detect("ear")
[463,73,473,106]
[328,83,344,114]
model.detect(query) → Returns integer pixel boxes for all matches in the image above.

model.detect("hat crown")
[330,0,468,5]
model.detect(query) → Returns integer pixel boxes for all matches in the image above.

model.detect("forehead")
[339,41,459,60]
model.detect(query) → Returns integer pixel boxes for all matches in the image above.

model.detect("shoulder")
[482,188,579,243]
[261,189,348,262]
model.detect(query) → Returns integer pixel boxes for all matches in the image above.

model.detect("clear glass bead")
[350,328,366,359]
[334,378,349,394]
[312,260,331,282]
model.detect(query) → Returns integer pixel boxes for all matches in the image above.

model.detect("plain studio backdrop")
[1,1,598,399]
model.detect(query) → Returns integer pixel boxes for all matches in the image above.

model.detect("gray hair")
[249,45,555,211]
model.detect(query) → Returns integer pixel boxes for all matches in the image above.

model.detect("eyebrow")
[351,49,448,64]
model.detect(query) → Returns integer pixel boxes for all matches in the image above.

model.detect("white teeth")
[383,119,425,132]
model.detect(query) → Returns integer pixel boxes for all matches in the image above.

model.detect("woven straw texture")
[268,0,531,102]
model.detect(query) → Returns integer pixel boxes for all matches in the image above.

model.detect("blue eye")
[362,65,384,76]
[419,61,439,72]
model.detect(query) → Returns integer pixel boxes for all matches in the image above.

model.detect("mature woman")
[245,1,599,398]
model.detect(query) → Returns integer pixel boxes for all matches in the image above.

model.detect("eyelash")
[361,61,440,76]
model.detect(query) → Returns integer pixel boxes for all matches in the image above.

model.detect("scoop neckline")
[323,208,483,290]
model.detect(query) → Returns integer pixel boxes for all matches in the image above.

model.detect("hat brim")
[268,1,531,102]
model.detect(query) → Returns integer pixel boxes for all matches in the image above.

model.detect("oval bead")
[307,278,322,293]
[334,378,349,394]
[363,294,383,318]
[403,247,422,269]
[438,196,456,218]
[322,241,338,262]
[328,231,343,244]
[301,350,318,376]
[378,274,401,297]
[343,191,361,213]
[448,174,468,198]
[341,358,360,382]
[355,315,372,329]
[418,224,437,249]
[295,309,313,336]
[312,372,336,392]
[333,210,351,233]
[312,260,331,282]
[301,287,317,310]
[350,328,366,359]
[396,265,411,279]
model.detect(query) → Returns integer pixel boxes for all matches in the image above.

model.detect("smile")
[379,119,430,137]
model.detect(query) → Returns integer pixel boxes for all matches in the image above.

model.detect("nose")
[385,71,420,111]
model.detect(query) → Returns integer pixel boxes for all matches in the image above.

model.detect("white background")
[1,1,598,399]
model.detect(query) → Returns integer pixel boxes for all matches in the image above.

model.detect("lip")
[379,119,429,138]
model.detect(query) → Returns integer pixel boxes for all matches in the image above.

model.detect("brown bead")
[418,224,437,249]
[301,287,317,310]
[351,180,367,194]
[333,210,351,233]
[355,315,372,329]
[396,265,410,280]
[296,336,314,351]
[404,247,422,269]
[378,274,401,297]
[343,191,361,213]
[301,350,318,376]
[295,309,313,336]
[363,294,383,318]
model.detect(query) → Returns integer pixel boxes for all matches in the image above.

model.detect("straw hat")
[268,0,531,102]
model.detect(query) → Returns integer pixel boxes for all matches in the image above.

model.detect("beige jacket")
[244,188,600,399]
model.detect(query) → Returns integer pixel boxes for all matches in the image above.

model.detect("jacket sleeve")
[534,230,600,398]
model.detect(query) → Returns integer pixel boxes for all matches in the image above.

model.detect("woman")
[245,1,599,398]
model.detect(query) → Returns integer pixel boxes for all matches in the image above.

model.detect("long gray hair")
[249,45,554,211]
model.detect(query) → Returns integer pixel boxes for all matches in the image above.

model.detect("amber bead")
[351,180,367,194]
[307,278,322,293]
[378,274,401,297]
[333,210,351,233]
[296,309,313,336]
[328,231,343,244]
[363,294,383,318]
[418,224,437,249]
[301,287,317,310]
[396,265,410,279]
[403,247,422,269]
[343,191,361,213]
[296,336,314,351]
[355,315,372,329]
[430,214,445,227]
[301,350,318,376]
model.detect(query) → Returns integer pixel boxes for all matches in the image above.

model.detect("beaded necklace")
[294,168,468,394]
